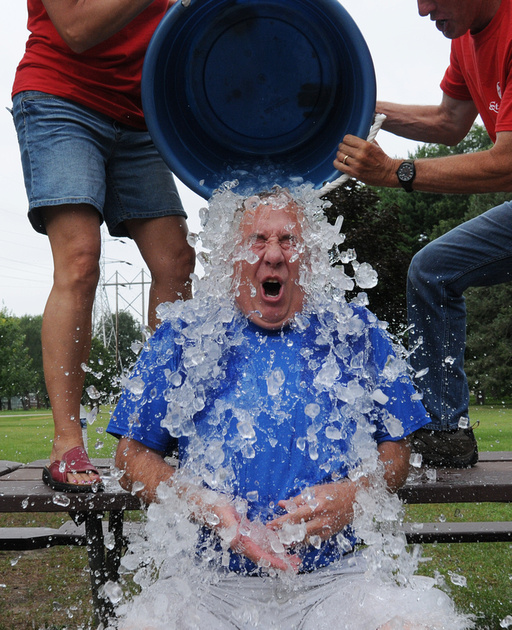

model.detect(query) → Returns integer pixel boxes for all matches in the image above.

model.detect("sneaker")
[411,426,479,468]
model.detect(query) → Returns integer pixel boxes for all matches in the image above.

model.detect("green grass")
[0,406,123,629]
[0,407,118,463]
[405,499,512,628]
[0,405,511,628]
[2,402,510,464]
[413,541,512,629]
[467,402,512,451]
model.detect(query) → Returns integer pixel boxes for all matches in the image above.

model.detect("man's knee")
[151,238,196,286]
[408,248,427,289]
[408,241,441,289]
[129,216,196,281]
[44,204,102,294]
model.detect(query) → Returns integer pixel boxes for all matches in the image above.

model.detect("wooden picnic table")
[399,451,512,503]
[1,452,511,624]
[0,458,141,626]
[398,451,512,543]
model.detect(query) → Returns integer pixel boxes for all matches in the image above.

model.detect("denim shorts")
[12,91,186,237]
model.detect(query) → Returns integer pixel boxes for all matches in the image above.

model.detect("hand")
[225,513,301,573]
[184,487,300,573]
[334,135,399,188]
[267,480,360,546]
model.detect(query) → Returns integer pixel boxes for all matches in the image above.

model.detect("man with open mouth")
[234,190,305,331]
[106,187,471,629]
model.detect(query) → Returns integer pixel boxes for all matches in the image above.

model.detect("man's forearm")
[376,95,478,147]
[377,102,456,144]
[115,437,176,504]
[377,439,411,493]
[42,0,156,53]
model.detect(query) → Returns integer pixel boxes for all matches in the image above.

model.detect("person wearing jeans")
[407,202,512,466]
[334,0,512,467]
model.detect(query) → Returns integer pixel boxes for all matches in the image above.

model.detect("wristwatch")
[396,160,416,192]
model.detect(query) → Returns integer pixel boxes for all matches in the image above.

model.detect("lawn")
[0,405,511,629]
[0,407,118,463]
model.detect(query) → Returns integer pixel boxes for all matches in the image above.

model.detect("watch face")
[398,162,415,182]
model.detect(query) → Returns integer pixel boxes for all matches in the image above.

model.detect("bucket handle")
[319,113,386,196]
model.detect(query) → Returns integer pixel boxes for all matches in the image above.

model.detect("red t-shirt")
[12,0,169,129]
[440,0,512,143]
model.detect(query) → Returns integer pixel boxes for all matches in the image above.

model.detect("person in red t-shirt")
[332,0,512,468]
[11,0,195,492]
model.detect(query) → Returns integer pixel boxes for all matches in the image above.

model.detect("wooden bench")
[0,517,144,551]
[0,458,141,626]
[1,452,511,624]
[398,451,512,543]
[0,519,88,550]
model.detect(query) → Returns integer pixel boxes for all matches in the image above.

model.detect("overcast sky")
[0,1,452,319]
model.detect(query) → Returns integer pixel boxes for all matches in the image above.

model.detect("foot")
[411,426,478,468]
[48,444,103,490]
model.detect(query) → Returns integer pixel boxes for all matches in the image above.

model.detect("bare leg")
[43,204,102,486]
[126,215,195,328]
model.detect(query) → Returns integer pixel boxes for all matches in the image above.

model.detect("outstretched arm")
[376,94,478,147]
[334,92,512,194]
[115,436,176,504]
[334,129,512,195]
[267,438,411,544]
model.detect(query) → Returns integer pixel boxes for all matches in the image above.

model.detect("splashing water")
[109,182,473,630]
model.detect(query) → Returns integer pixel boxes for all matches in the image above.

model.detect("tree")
[18,314,48,407]
[82,311,142,408]
[322,180,411,333]
[465,283,512,401]
[0,309,36,409]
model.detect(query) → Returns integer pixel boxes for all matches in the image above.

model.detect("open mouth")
[263,280,282,298]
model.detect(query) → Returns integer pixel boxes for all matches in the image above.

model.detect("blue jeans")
[407,201,512,430]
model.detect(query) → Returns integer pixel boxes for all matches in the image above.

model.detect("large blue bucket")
[142,0,376,199]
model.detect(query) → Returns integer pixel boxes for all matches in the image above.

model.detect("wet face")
[417,0,499,39]
[234,198,305,330]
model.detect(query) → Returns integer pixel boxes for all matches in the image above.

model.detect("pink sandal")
[42,446,104,493]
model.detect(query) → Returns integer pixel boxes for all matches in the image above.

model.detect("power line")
[92,228,147,369]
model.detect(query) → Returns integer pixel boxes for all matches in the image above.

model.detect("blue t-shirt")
[108,301,429,573]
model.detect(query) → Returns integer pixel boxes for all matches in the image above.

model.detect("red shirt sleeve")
[440,44,473,102]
